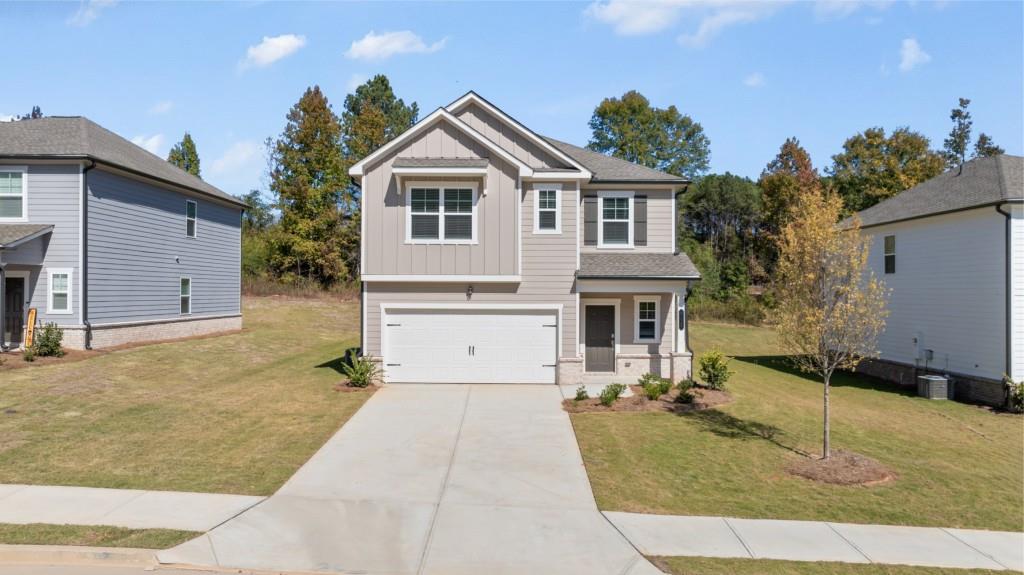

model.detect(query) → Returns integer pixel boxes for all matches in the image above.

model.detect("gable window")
[884,235,895,274]
[598,192,633,247]
[186,200,197,237]
[406,183,477,244]
[634,296,659,343]
[48,268,72,315]
[534,184,562,234]
[0,167,27,221]
[180,277,192,315]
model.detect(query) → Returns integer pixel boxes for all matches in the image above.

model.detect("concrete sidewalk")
[0,484,263,532]
[606,512,1024,571]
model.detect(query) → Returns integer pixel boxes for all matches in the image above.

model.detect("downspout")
[996,203,1013,382]
[684,285,693,355]
[82,160,96,349]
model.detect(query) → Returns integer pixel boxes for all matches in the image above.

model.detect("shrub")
[574,385,589,401]
[341,355,380,388]
[699,350,732,390]
[675,378,694,403]
[638,373,672,400]
[32,323,64,358]
[22,347,36,362]
[1006,377,1024,414]
[599,383,627,407]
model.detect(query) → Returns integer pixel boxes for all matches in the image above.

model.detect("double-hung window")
[407,184,476,243]
[635,296,659,343]
[884,235,895,274]
[0,167,27,221]
[186,200,197,238]
[48,269,72,315]
[599,192,632,247]
[534,184,561,234]
[180,277,192,315]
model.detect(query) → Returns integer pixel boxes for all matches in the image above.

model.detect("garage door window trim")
[405,181,479,245]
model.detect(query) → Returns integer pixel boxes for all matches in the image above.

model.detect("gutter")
[996,203,1013,381]
[82,160,96,349]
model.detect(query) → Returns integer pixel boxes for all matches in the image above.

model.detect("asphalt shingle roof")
[578,252,700,280]
[853,154,1023,228]
[0,117,245,207]
[541,136,689,184]
[0,224,53,248]
[393,157,489,168]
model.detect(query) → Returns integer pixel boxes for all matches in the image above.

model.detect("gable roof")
[0,117,245,207]
[0,223,53,249]
[542,137,689,184]
[853,154,1023,228]
[578,252,700,279]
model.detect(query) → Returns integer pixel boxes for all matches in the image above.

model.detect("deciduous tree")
[973,133,1004,158]
[167,132,201,177]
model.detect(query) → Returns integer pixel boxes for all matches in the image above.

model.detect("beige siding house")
[351,92,699,385]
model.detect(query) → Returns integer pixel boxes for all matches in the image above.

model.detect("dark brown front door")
[585,305,615,372]
[4,277,25,346]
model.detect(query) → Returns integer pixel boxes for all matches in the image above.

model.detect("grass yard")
[572,322,1024,532]
[651,556,1007,575]
[0,296,370,495]
[0,523,198,549]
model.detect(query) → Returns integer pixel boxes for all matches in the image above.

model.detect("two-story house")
[349,92,699,386]
[0,117,245,351]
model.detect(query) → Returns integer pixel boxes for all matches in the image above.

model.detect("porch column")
[675,286,687,353]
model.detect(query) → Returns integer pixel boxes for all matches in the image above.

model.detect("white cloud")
[814,0,892,20]
[584,1,784,47]
[0,114,15,123]
[584,1,683,35]
[149,100,174,115]
[346,73,369,93]
[899,37,930,72]
[131,134,165,156]
[67,0,117,27]
[679,7,771,47]
[240,34,307,70]
[344,30,447,60]
[743,72,765,87]
[211,140,262,176]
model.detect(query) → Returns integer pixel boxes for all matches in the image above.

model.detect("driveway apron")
[158,384,655,575]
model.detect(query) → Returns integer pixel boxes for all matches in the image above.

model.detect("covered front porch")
[0,224,54,351]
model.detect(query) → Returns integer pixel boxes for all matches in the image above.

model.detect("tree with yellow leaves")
[772,190,890,460]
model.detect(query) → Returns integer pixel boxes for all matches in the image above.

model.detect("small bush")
[1006,377,1024,413]
[699,350,732,390]
[341,355,380,388]
[32,323,64,358]
[638,373,672,400]
[22,347,36,362]
[599,383,627,407]
[675,378,694,403]
[574,385,589,401]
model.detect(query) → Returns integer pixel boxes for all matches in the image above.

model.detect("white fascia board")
[525,172,590,181]
[362,274,522,283]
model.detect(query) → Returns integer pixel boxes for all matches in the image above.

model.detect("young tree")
[167,132,201,177]
[943,98,973,171]
[973,133,1004,158]
[772,190,889,459]
[588,90,711,180]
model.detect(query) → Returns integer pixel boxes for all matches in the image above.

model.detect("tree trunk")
[822,372,831,460]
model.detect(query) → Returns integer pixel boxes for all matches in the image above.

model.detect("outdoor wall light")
[466,285,474,298]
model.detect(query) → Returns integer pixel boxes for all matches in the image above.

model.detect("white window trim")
[404,181,479,245]
[597,191,634,249]
[883,234,895,274]
[180,276,192,316]
[186,199,197,238]
[633,295,661,344]
[47,268,73,315]
[0,166,29,223]
[533,183,562,234]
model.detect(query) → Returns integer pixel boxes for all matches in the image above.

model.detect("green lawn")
[572,322,1024,531]
[0,296,371,495]
[0,523,198,549]
[652,557,1007,575]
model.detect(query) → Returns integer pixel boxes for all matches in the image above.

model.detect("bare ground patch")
[785,449,896,486]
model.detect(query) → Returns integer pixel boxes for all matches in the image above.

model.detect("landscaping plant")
[599,383,627,407]
[675,378,694,404]
[22,347,36,362]
[341,355,380,388]
[574,385,589,401]
[639,373,672,400]
[32,323,64,358]
[698,350,732,390]
[1005,377,1024,413]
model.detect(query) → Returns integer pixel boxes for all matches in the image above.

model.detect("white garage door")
[383,309,558,384]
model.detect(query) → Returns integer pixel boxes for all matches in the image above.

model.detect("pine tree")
[167,132,202,178]
[943,98,973,172]
[973,133,1004,158]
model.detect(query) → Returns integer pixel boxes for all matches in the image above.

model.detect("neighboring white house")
[854,154,1023,406]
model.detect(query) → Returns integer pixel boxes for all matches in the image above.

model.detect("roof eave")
[576,274,701,280]
[858,199,1021,230]
[0,224,55,249]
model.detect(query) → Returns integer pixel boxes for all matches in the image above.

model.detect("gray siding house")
[0,117,245,350]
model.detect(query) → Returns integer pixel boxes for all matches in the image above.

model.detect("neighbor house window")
[0,167,27,221]
[599,192,632,247]
[48,268,72,315]
[884,235,895,274]
[180,277,191,315]
[406,184,477,243]
[186,200,197,237]
[534,184,562,234]
[635,296,659,343]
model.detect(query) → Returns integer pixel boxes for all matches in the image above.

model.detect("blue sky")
[3,1,1022,198]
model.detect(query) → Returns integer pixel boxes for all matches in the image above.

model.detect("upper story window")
[884,235,895,274]
[406,183,477,244]
[634,296,659,343]
[599,192,633,248]
[186,200,197,237]
[534,184,562,234]
[0,167,28,221]
[48,268,72,315]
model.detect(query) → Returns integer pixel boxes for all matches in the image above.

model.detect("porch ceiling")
[0,223,53,249]
[578,252,700,280]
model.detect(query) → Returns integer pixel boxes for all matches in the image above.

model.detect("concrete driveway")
[159,385,658,575]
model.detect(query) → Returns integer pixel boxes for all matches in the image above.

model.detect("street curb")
[0,544,157,566]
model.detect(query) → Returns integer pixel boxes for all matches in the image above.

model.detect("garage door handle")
[543,324,557,327]
[387,363,401,367]
[387,323,401,327]
[542,364,556,367]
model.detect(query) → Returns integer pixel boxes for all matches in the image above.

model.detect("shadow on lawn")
[731,354,916,398]
[682,408,810,457]
[315,347,361,376]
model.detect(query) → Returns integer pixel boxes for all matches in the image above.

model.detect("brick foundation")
[857,358,1007,407]
[60,315,243,350]
[557,357,583,385]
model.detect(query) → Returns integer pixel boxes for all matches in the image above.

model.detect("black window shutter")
[634,195,647,246]
[583,196,598,246]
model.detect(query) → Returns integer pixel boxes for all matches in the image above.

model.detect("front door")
[4,277,26,346]
[585,305,615,372]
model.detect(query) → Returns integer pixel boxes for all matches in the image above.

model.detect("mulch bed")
[0,348,104,371]
[785,449,896,486]
[332,382,381,394]
[563,385,732,414]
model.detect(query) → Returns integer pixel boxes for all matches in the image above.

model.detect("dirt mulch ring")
[786,449,896,486]
[332,382,381,394]
[0,348,104,371]
[563,385,732,414]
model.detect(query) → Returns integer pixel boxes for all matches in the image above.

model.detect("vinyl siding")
[864,207,1006,381]
[581,293,674,356]
[1010,203,1023,381]
[453,102,565,169]
[580,187,675,253]
[0,162,81,325]
[86,168,241,324]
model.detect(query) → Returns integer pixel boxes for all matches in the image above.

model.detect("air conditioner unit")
[917,375,953,400]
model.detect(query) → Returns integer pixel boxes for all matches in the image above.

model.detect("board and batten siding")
[453,102,565,169]
[362,119,519,276]
[1010,203,1023,381]
[864,207,1007,381]
[1,162,81,325]
[86,168,241,324]
[580,187,676,253]
[365,180,579,359]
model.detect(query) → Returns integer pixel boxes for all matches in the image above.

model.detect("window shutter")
[634,195,647,246]
[583,196,598,246]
